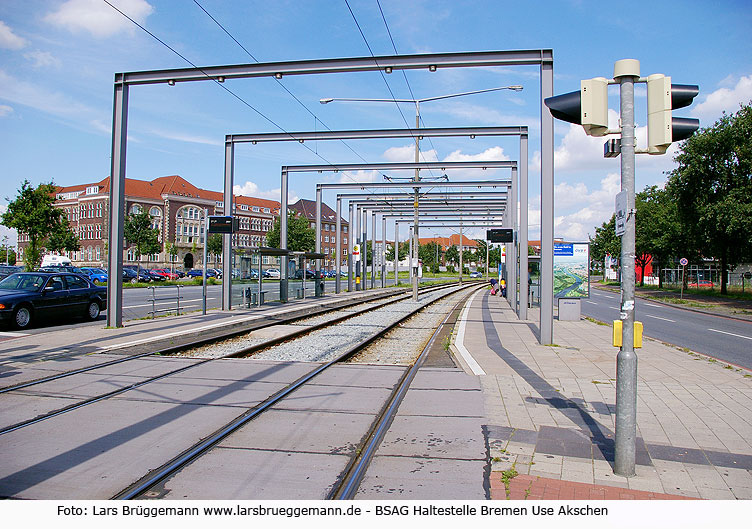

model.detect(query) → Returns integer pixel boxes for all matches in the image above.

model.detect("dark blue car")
[0,272,107,329]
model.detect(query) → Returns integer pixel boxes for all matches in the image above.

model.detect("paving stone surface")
[458,290,752,500]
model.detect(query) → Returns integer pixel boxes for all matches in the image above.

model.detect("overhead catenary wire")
[102,0,407,195]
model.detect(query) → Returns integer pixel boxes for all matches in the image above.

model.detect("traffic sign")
[680,257,688,266]
[614,191,627,237]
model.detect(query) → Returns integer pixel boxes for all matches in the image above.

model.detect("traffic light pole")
[614,59,639,477]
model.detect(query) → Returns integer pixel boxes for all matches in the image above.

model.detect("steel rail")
[0,287,409,394]
[0,283,458,435]
[329,285,483,499]
[111,281,475,500]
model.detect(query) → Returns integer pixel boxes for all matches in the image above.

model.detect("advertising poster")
[553,242,590,298]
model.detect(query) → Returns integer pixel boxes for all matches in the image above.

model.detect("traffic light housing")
[647,74,699,154]
[545,77,609,136]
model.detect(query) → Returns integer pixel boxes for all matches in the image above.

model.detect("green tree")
[207,233,223,264]
[386,241,410,261]
[0,245,17,265]
[444,244,459,265]
[419,241,442,266]
[266,211,315,252]
[124,209,161,267]
[165,241,179,271]
[635,185,683,287]
[667,103,752,293]
[2,180,80,270]
[474,239,487,266]
[589,216,621,274]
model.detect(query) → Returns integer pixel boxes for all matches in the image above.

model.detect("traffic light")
[647,74,699,154]
[544,77,609,136]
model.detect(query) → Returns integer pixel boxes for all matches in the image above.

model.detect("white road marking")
[645,303,662,308]
[584,300,598,305]
[708,329,752,341]
[643,314,676,322]
[455,290,486,376]
[0,331,28,338]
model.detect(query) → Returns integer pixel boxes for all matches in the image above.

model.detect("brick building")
[18,175,280,270]
[288,199,349,271]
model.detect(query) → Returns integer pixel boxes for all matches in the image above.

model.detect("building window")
[344,226,348,233]
[96,203,103,217]
[130,204,142,215]
[324,236,329,243]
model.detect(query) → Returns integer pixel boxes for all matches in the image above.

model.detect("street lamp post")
[321,85,522,300]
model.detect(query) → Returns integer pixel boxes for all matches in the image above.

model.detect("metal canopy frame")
[331,186,510,293]
[286,161,516,301]
[335,190,509,292]
[108,49,553,344]
[362,209,506,290]
[319,166,519,311]
[224,125,527,314]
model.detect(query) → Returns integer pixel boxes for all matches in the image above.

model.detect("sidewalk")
[596,283,752,322]
[451,290,752,500]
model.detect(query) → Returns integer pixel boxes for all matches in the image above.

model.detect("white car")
[263,268,280,279]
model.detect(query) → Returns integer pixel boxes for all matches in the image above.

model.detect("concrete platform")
[454,289,752,500]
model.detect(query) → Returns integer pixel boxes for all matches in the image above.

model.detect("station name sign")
[207,216,238,234]
[486,229,514,243]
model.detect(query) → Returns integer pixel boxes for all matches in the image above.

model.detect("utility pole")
[613,59,639,477]
[545,59,699,477]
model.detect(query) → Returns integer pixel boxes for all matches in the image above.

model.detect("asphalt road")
[582,288,752,369]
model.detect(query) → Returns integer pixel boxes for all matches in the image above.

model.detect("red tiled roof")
[54,175,280,211]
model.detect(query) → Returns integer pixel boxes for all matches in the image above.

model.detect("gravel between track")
[250,285,470,363]
[345,286,473,365]
[176,284,472,362]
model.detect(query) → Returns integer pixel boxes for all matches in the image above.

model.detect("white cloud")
[337,170,381,184]
[233,180,292,203]
[147,129,222,147]
[44,0,154,38]
[435,101,538,131]
[526,173,621,241]
[0,68,94,118]
[692,75,752,123]
[0,104,13,117]
[0,204,18,246]
[24,50,62,69]
[0,20,27,49]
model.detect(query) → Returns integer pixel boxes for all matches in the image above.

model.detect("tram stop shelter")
[289,251,326,300]
[240,246,292,307]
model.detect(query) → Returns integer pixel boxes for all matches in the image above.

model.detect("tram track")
[0,282,465,436]
[111,283,481,500]
[0,283,452,395]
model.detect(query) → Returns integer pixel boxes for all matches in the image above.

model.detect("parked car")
[122,268,153,283]
[39,265,85,275]
[144,269,166,282]
[688,279,714,288]
[80,267,108,284]
[151,268,179,280]
[263,268,281,279]
[0,272,107,329]
[208,268,222,279]
[186,268,217,278]
[469,271,483,278]
[0,265,24,281]
[249,269,259,279]
[293,269,316,280]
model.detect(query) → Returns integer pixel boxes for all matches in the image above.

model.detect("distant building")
[18,175,280,270]
[288,199,349,270]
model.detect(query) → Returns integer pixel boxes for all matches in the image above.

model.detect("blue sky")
[1,0,751,247]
